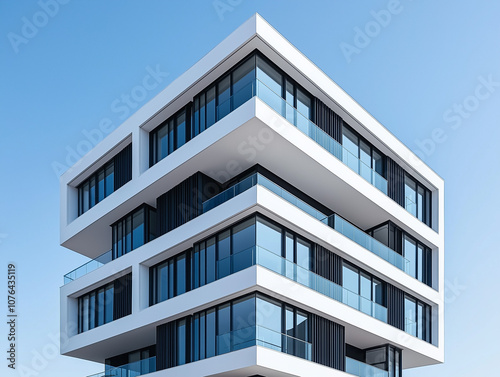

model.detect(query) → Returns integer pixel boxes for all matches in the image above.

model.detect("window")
[256,56,282,114]
[78,275,131,334]
[342,262,386,312]
[404,294,431,342]
[77,144,131,216]
[368,221,432,287]
[150,106,191,166]
[404,174,432,226]
[150,251,189,305]
[341,125,386,179]
[112,205,156,260]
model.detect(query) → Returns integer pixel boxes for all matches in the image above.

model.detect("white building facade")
[60,14,444,377]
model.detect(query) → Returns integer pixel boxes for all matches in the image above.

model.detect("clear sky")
[0,1,498,376]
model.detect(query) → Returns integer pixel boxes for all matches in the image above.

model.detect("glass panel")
[193,97,200,137]
[373,150,385,177]
[157,262,168,303]
[82,182,90,213]
[417,245,424,282]
[343,264,359,309]
[360,273,372,315]
[157,123,168,161]
[417,303,424,340]
[395,349,400,377]
[217,75,231,120]
[417,186,424,221]
[295,311,308,359]
[342,128,359,173]
[217,304,231,355]
[206,308,216,358]
[176,111,186,148]
[89,176,96,208]
[360,140,372,182]
[285,233,294,279]
[97,288,104,326]
[206,237,216,284]
[192,314,200,362]
[168,260,174,299]
[206,87,216,128]
[256,218,282,254]
[125,215,132,254]
[98,170,105,202]
[82,295,89,332]
[285,80,295,124]
[168,119,174,154]
[200,312,206,360]
[89,292,95,329]
[404,296,417,336]
[176,254,186,296]
[296,238,310,285]
[404,236,416,277]
[177,319,186,365]
[296,88,311,134]
[372,224,389,246]
[256,296,282,350]
[232,57,255,110]
[366,347,387,370]
[256,56,283,114]
[232,218,256,272]
[132,209,145,250]
[404,175,417,216]
[199,242,206,286]
[425,190,432,226]
[105,285,114,324]
[105,162,114,197]
[217,230,231,279]
[373,279,384,306]
[199,93,206,133]
[425,306,431,342]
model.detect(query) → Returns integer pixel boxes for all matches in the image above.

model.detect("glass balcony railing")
[216,244,387,323]
[202,173,327,220]
[88,356,156,377]
[253,78,388,194]
[321,215,410,275]
[216,325,312,361]
[346,357,388,377]
[63,249,112,284]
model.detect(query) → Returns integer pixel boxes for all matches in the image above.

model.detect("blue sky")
[0,1,499,376]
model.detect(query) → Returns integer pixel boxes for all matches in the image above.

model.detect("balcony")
[217,325,312,361]
[346,357,388,377]
[88,356,156,377]
[64,250,111,284]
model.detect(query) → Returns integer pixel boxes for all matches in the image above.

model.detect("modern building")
[60,14,444,377]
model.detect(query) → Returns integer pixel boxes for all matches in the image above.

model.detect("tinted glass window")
[232,57,255,109]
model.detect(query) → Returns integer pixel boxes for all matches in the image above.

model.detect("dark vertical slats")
[156,321,177,370]
[311,314,345,371]
[387,284,405,330]
[314,98,342,143]
[114,144,132,190]
[157,172,219,236]
[386,157,405,207]
[312,245,342,285]
[113,273,132,320]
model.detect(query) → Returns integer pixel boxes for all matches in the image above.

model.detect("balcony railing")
[216,244,388,323]
[346,357,388,377]
[216,325,312,361]
[63,249,112,284]
[253,78,388,194]
[88,356,156,377]
[202,173,327,220]
[321,215,410,275]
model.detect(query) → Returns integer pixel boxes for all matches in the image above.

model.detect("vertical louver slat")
[314,98,342,143]
[313,245,342,285]
[156,172,219,237]
[113,273,132,320]
[311,314,345,370]
[387,284,405,330]
[114,144,132,190]
[387,157,405,207]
